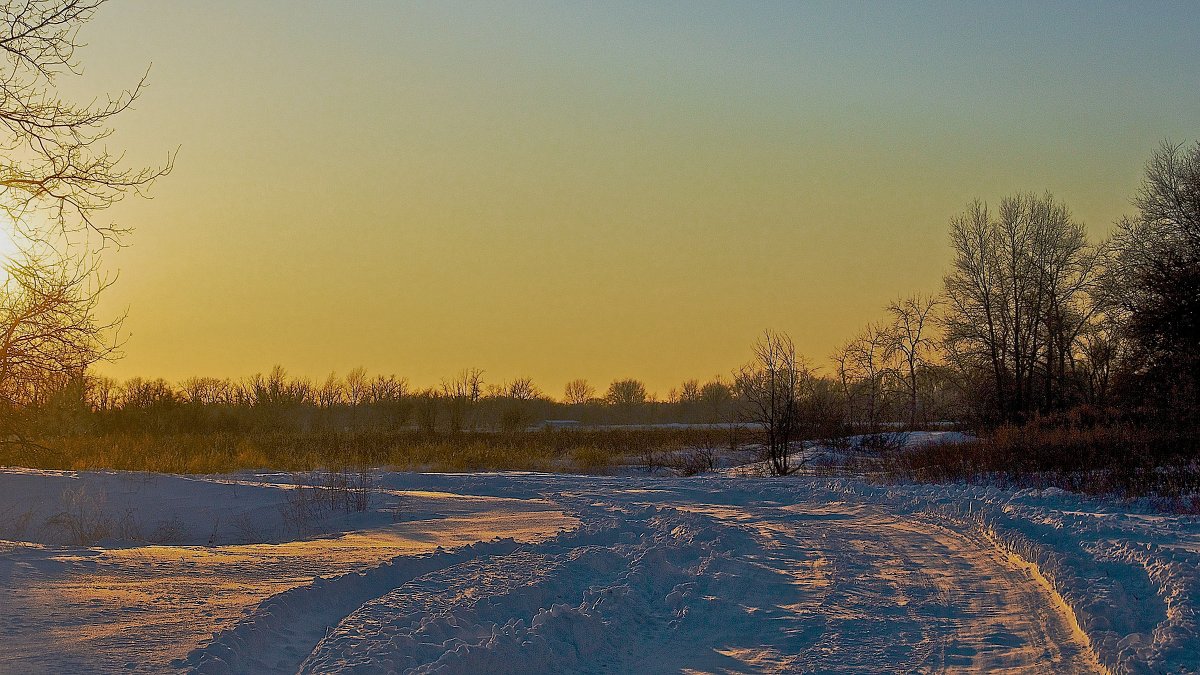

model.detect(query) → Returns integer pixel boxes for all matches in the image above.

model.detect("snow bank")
[0,468,406,547]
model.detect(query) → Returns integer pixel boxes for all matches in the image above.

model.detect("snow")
[2,467,1198,673]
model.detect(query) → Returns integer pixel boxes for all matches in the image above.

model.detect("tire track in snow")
[177,508,641,674]
[296,503,777,674]
[180,483,1106,674]
[175,539,524,674]
[686,501,1104,673]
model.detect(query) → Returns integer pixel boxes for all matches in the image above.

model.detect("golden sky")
[71,1,1200,395]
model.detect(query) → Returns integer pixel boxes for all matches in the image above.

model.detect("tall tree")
[0,0,170,248]
[605,379,648,407]
[736,330,808,475]
[562,378,594,405]
[0,1,168,440]
[834,323,892,432]
[1110,140,1200,417]
[0,253,116,436]
[942,193,1102,422]
[885,294,940,428]
[441,368,484,432]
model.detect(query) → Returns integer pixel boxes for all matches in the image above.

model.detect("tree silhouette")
[942,193,1103,422]
[736,330,807,475]
[0,0,171,247]
[0,1,169,443]
[1111,140,1200,418]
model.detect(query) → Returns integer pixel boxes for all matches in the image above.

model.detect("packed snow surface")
[1,467,1198,673]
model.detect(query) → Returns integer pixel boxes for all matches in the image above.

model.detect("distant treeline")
[19,367,750,436]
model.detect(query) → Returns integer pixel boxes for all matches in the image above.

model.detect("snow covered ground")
[1,466,1198,673]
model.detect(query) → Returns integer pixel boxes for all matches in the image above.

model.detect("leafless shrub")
[280,473,325,538]
[115,508,143,541]
[206,515,222,546]
[876,420,1200,503]
[636,445,662,474]
[671,447,717,476]
[858,431,910,454]
[45,485,111,545]
[0,505,35,539]
[388,495,407,523]
[346,469,373,512]
[148,515,187,544]
[230,513,262,543]
[320,468,374,512]
[280,468,375,537]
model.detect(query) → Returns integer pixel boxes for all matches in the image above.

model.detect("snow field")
[2,468,1198,673]
[180,475,1137,673]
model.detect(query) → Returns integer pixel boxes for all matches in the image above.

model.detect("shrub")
[875,420,1200,501]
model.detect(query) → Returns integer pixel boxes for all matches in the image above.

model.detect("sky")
[53,0,1200,396]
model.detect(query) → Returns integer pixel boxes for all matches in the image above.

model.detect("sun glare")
[0,222,19,265]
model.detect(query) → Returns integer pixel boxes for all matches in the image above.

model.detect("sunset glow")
[2,3,1199,673]
[0,225,15,264]
[70,1,1197,392]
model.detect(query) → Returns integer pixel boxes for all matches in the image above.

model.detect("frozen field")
[1,466,1198,673]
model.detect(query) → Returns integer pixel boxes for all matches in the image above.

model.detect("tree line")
[830,142,1198,432]
[736,140,1200,474]
[15,366,742,437]
[3,141,1197,472]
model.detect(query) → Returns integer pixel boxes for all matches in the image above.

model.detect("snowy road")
[6,470,1198,673]
[184,475,1103,674]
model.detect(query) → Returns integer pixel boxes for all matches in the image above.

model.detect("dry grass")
[568,446,616,474]
[873,422,1200,505]
[1,427,749,476]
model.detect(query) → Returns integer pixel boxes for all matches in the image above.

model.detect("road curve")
[195,477,1103,674]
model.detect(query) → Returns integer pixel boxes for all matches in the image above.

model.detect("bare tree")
[0,251,118,439]
[0,2,168,441]
[1110,140,1200,415]
[676,379,701,404]
[605,378,648,406]
[368,374,407,403]
[736,330,807,476]
[1076,326,1121,405]
[441,368,483,432]
[885,293,941,428]
[84,372,115,411]
[414,388,439,434]
[441,368,484,402]
[699,377,732,405]
[344,367,369,406]
[316,372,345,408]
[0,0,171,249]
[942,193,1103,422]
[698,376,734,425]
[833,323,893,432]
[563,378,594,405]
[490,377,540,432]
[504,377,541,401]
[179,376,225,405]
[118,376,175,409]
